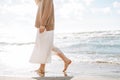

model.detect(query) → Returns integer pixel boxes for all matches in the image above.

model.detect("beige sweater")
[35,0,54,31]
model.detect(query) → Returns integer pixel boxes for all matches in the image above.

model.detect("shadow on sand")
[33,76,72,80]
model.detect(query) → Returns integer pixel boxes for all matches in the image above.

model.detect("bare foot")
[63,60,72,72]
[64,72,68,76]
[35,69,45,77]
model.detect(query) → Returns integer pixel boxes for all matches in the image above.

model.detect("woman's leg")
[52,46,71,72]
[36,64,45,77]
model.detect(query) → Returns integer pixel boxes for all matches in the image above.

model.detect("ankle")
[64,59,71,63]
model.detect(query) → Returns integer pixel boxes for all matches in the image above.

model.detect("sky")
[0,0,120,33]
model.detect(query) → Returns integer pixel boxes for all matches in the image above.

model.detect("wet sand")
[0,62,120,80]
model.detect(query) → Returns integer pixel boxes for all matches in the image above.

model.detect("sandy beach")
[0,0,120,80]
[0,62,120,80]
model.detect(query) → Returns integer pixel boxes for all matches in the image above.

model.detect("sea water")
[54,30,120,64]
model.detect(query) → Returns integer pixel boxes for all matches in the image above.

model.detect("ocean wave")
[54,30,120,41]
[69,53,120,65]
[0,42,34,46]
[69,59,119,64]
[95,61,120,65]
[73,59,120,65]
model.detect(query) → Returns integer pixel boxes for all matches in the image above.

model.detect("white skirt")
[29,29,54,64]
